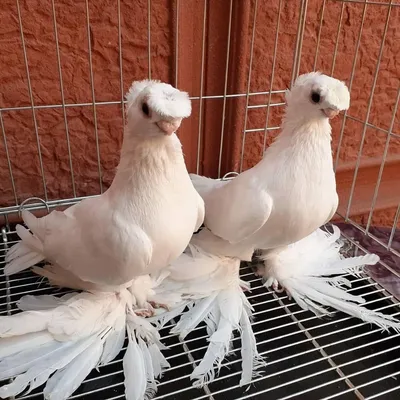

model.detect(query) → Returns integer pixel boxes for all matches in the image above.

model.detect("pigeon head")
[125,80,192,138]
[285,72,350,120]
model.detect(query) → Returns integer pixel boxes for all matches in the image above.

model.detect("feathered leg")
[258,226,400,331]
[0,288,170,400]
[152,246,265,387]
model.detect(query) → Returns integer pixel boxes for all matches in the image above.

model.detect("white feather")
[263,226,400,331]
[139,338,157,400]
[47,292,117,341]
[148,343,170,379]
[123,325,146,400]
[154,247,262,387]
[43,337,103,400]
[147,302,187,329]
[98,300,127,366]
[170,294,218,339]
[239,309,266,386]
[0,341,68,381]
[191,317,232,387]
[17,293,76,311]
[0,311,52,337]
[0,335,98,398]
[98,324,126,367]
[0,331,53,359]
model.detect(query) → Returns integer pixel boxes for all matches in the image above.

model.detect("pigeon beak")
[156,118,182,136]
[323,108,340,119]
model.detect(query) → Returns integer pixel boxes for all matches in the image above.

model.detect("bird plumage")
[0,80,203,400]
[189,72,399,333]
[191,72,349,260]
[6,80,204,294]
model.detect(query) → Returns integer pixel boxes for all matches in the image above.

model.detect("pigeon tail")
[260,225,400,332]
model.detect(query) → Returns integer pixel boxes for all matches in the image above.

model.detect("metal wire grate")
[1,0,400,399]
[2,227,400,400]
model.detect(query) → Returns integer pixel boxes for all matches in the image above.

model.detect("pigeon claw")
[149,301,170,312]
[135,303,155,317]
[272,282,292,300]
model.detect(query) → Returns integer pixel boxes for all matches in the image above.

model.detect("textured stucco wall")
[0,0,398,227]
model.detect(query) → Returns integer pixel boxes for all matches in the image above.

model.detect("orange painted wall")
[0,0,398,226]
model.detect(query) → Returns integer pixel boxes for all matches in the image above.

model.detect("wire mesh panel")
[0,0,400,399]
[1,228,400,399]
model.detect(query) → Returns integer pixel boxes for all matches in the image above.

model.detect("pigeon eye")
[311,92,321,104]
[142,103,150,117]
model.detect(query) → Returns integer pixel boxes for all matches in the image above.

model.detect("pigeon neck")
[283,106,330,129]
[108,133,183,193]
[280,107,332,141]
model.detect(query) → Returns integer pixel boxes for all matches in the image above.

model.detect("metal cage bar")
[51,0,76,198]
[1,1,400,399]
[16,0,48,201]
[84,0,103,193]
[239,0,258,173]
[345,0,394,220]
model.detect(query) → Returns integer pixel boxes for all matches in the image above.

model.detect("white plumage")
[148,245,265,387]
[0,80,203,400]
[190,72,400,332]
[5,79,204,299]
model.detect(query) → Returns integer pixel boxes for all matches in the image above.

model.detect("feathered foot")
[260,226,400,332]
[0,289,170,400]
[158,251,265,388]
[134,301,170,317]
[135,307,155,318]
[149,301,170,311]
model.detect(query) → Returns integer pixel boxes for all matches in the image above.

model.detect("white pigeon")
[5,79,204,310]
[0,80,204,400]
[189,72,400,333]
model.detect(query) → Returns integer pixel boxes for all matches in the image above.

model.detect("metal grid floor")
[1,228,400,400]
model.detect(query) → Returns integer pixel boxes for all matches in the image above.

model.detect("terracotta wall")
[0,0,399,227]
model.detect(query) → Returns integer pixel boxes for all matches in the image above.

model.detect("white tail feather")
[148,343,170,379]
[0,288,165,400]
[239,309,266,386]
[124,324,147,400]
[263,225,400,332]
[0,311,51,337]
[153,246,263,387]
[0,331,53,359]
[0,335,99,398]
[139,338,158,399]
[147,302,187,329]
[98,321,126,366]
[171,294,218,339]
[191,317,232,387]
[43,338,103,400]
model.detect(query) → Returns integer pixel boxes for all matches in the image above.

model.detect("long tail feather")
[156,247,264,387]
[124,323,147,400]
[0,289,137,400]
[262,225,400,331]
[239,308,266,386]
[0,335,99,398]
[43,337,103,400]
[98,324,126,367]
[0,331,53,359]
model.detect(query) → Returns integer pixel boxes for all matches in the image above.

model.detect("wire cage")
[1,0,400,398]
